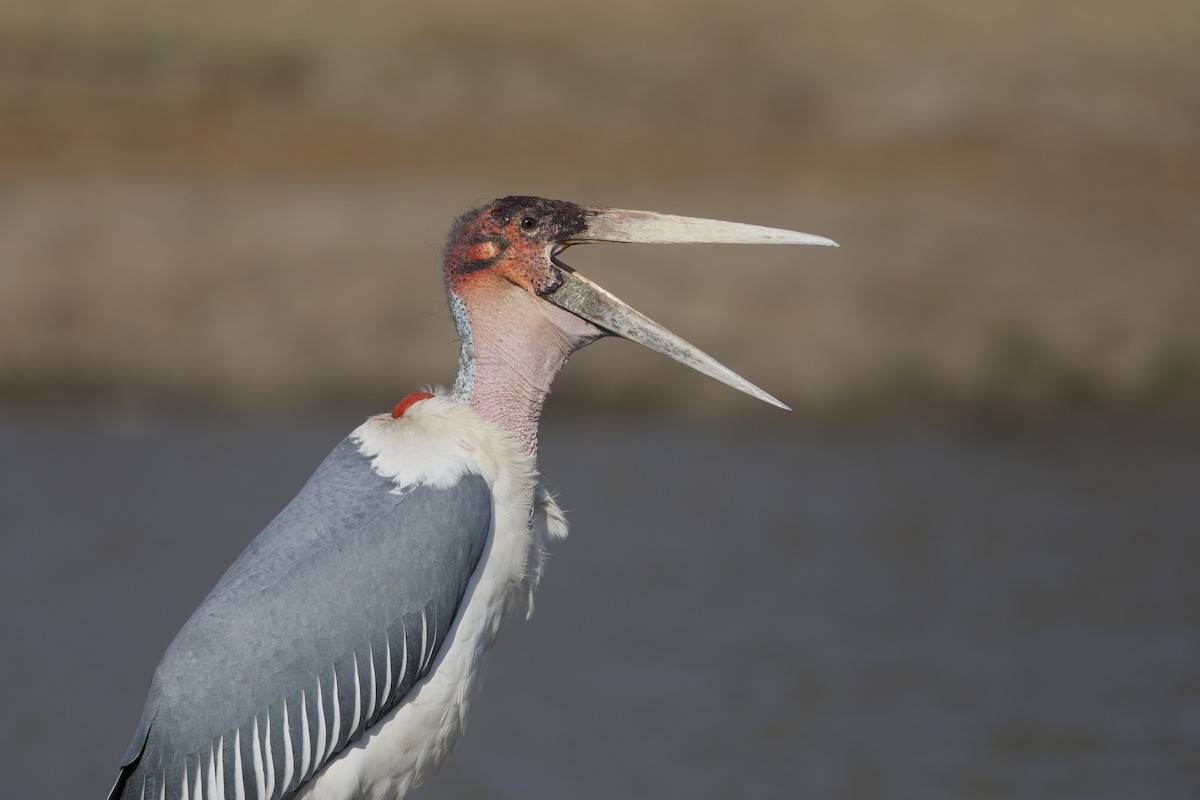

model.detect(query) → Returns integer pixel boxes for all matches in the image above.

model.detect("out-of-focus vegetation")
[1,0,1197,421]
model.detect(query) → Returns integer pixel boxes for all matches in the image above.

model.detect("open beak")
[542,206,838,411]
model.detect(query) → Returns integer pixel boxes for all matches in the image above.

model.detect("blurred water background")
[1,2,1197,798]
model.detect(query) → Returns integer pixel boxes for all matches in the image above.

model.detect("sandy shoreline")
[2,167,1195,422]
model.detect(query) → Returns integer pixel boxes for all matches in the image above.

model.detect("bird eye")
[519,215,539,232]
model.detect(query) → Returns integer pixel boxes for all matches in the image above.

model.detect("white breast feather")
[295,391,567,800]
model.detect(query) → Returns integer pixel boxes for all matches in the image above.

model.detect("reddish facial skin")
[444,196,589,298]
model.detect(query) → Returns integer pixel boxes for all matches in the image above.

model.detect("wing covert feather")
[110,438,492,800]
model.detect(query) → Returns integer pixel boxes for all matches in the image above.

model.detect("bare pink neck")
[451,285,596,459]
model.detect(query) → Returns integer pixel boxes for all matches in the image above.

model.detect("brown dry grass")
[1,1,1197,421]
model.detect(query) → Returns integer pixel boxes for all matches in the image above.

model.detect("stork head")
[444,196,836,416]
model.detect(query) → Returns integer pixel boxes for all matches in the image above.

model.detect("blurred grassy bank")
[1,1,1197,422]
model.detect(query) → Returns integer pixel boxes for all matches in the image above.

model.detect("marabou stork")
[108,196,836,800]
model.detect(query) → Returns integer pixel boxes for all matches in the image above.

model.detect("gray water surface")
[2,417,1197,799]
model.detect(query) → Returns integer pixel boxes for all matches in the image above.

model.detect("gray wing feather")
[109,438,492,800]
